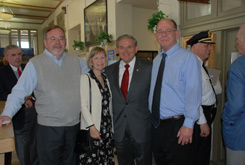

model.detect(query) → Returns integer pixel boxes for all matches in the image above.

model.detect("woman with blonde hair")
[79,47,114,164]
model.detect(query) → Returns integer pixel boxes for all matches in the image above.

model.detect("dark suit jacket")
[105,57,152,143]
[0,64,26,130]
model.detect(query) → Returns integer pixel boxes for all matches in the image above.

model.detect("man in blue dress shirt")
[222,24,245,165]
[149,18,202,165]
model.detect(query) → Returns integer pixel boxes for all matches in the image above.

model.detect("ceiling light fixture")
[0,5,14,20]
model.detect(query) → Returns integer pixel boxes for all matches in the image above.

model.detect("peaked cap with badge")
[187,30,215,47]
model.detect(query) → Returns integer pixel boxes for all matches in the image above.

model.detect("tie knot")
[17,67,22,77]
[125,64,130,70]
[162,53,167,59]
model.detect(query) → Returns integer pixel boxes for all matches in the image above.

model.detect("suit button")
[230,123,233,126]
[124,115,127,118]
[125,102,128,105]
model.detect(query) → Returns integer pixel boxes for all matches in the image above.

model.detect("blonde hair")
[87,47,107,69]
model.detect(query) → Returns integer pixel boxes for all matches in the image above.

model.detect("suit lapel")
[112,62,124,96]
[127,58,141,99]
[6,64,18,82]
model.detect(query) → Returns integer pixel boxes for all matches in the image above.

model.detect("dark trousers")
[37,123,79,165]
[152,117,193,165]
[14,107,38,165]
[193,106,217,165]
[5,107,38,165]
[115,123,152,165]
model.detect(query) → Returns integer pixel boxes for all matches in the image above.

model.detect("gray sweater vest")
[31,52,81,126]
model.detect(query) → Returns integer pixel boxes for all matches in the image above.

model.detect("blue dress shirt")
[222,55,245,150]
[149,43,202,129]
[2,49,89,118]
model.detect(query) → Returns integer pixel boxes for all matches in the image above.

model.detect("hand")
[89,126,101,140]
[177,126,193,145]
[200,123,210,137]
[24,99,33,108]
[0,116,11,127]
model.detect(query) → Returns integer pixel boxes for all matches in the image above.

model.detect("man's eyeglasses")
[47,36,65,41]
[156,29,176,35]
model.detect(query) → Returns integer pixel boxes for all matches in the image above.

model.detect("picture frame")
[84,0,107,46]
[107,48,116,61]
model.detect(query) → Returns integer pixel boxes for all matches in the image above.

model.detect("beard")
[50,44,65,56]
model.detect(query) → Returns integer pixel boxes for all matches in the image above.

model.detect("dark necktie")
[17,67,22,77]
[202,63,217,104]
[121,64,130,99]
[152,53,167,128]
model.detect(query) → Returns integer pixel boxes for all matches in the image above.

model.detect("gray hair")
[4,45,22,56]
[116,34,137,48]
[44,25,65,40]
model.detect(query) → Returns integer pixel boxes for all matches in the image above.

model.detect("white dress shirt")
[9,64,22,79]
[197,57,221,124]
[119,57,136,90]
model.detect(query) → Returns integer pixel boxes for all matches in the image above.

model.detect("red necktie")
[121,64,129,99]
[17,68,22,77]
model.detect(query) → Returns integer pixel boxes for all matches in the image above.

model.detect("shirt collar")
[9,63,19,72]
[162,43,179,58]
[119,56,136,70]
[195,55,203,64]
[44,49,65,61]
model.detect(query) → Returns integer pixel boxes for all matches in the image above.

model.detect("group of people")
[0,18,244,165]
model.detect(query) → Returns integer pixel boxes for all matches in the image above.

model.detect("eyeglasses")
[47,36,65,41]
[156,29,176,35]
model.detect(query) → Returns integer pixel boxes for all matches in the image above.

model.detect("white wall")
[132,7,158,51]
[115,3,133,37]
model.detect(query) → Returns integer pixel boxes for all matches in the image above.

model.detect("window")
[187,2,211,19]
[0,29,38,55]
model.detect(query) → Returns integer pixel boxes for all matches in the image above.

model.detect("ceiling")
[0,0,157,25]
[0,0,64,24]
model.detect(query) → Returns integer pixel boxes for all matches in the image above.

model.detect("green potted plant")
[147,11,168,32]
[72,40,85,50]
[96,32,113,46]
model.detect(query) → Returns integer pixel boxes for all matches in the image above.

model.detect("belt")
[202,104,216,111]
[160,115,184,123]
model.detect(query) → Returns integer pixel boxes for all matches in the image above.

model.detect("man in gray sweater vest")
[0,25,89,165]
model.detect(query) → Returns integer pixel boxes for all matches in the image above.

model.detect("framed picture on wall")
[84,0,107,46]
[107,48,116,61]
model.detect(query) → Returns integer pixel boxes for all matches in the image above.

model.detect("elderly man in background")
[187,31,222,165]
[0,25,89,165]
[222,24,245,165]
[0,45,38,165]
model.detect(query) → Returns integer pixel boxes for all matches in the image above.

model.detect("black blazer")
[0,64,26,130]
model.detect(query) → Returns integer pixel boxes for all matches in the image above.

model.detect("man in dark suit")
[0,45,38,165]
[105,34,152,165]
